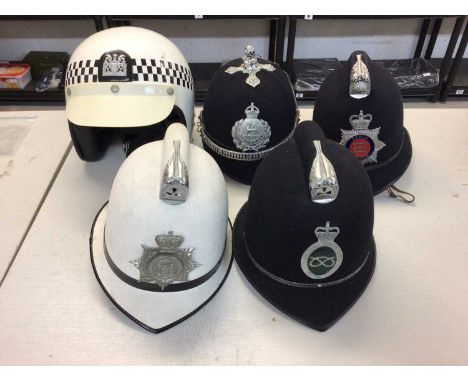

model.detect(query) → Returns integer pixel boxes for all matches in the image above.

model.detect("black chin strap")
[387,184,415,204]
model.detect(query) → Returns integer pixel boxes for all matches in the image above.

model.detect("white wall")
[0,17,466,63]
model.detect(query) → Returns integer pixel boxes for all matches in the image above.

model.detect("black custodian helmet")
[233,120,376,331]
[199,45,298,184]
[313,51,413,195]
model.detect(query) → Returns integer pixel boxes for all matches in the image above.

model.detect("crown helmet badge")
[154,231,185,251]
[301,222,343,280]
[130,231,199,290]
[339,110,386,165]
[231,102,272,152]
[245,103,260,119]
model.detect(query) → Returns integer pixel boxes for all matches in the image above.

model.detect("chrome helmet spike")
[159,140,189,204]
[349,54,371,99]
[309,140,339,203]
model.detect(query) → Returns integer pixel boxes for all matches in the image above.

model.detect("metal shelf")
[285,16,466,102]
[292,58,443,102]
[106,15,283,21]
[0,58,448,105]
[0,62,222,105]
[0,16,103,104]
[290,15,448,20]
[440,18,468,101]
[0,15,286,105]
[190,63,220,102]
[443,58,468,97]
[1,16,466,105]
[0,86,65,106]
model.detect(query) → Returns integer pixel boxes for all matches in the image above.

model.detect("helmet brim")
[66,83,176,128]
[90,202,233,333]
[233,202,376,332]
[367,127,413,195]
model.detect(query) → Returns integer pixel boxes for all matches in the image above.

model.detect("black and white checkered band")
[65,58,194,91]
[65,59,99,86]
[132,59,193,90]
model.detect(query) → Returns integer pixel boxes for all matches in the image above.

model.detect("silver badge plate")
[231,102,271,152]
[103,53,128,77]
[301,222,343,280]
[130,231,199,290]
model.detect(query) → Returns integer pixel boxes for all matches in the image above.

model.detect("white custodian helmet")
[65,26,194,161]
[90,123,232,333]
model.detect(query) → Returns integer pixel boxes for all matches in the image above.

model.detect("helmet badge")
[131,231,199,290]
[225,45,275,88]
[231,103,271,152]
[104,54,127,76]
[309,141,339,204]
[340,110,386,164]
[301,222,343,280]
[98,49,133,82]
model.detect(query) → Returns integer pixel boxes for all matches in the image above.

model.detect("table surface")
[0,109,71,280]
[0,104,467,365]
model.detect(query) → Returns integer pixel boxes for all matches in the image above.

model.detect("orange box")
[0,63,32,89]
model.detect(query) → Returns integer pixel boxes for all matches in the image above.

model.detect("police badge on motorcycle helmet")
[313,51,413,195]
[90,123,232,333]
[199,45,298,184]
[65,26,194,161]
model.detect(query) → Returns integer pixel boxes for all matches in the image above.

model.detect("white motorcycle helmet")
[90,123,232,333]
[65,26,194,161]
